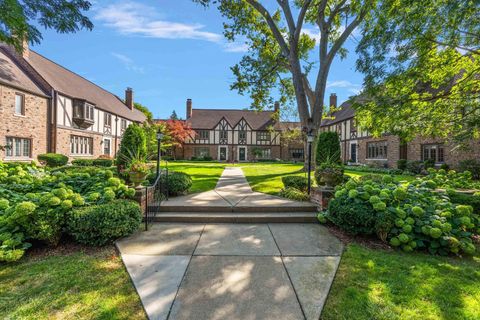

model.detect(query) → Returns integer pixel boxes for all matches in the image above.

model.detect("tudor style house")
[176,99,304,162]
[320,95,480,168]
[0,43,145,161]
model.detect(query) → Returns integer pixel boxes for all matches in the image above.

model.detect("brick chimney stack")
[22,39,29,59]
[329,93,337,108]
[125,87,134,110]
[274,101,280,113]
[186,99,193,119]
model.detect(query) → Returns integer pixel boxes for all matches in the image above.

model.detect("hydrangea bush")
[320,175,479,256]
[411,168,480,190]
[0,162,136,262]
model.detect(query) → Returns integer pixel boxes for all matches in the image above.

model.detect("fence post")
[144,185,148,231]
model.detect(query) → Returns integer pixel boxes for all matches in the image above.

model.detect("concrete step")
[156,205,318,213]
[151,212,319,223]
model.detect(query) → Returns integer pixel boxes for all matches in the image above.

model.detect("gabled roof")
[26,50,146,122]
[320,101,356,126]
[187,109,278,130]
[0,46,48,97]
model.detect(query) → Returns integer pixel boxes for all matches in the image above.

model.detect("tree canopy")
[0,0,93,53]
[134,102,154,123]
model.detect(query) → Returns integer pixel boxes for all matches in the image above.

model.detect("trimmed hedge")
[93,158,113,167]
[160,171,192,196]
[280,187,309,201]
[67,200,141,246]
[72,159,94,166]
[282,175,308,192]
[316,131,341,164]
[37,153,68,167]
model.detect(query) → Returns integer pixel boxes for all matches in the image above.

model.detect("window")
[5,137,31,158]
[103,139,111,155]
[422,144,444,163]
[367,141,388,159]
[198,130,209,140]
[15,93,25,115]
[239,130,246,140]
[220,130,228,140]
[121,119,127,132]
[258,148,271,159]
[70,135,93,155]
[194,147,210,158]
[290,148,304,159]
[72,100,95,129]
[104,113,112,127]
[257,131,271,141]
[85,104,95,121]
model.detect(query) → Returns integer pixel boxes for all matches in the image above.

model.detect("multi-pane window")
[258,148,271,159]
[85,104,95,121]
[422,144,444,163]
[103,139,111,155]
[194,147,210,158]
[239,130,246,140]
[290,148,304,159]
[257,131,271,141]
[220,130,228,140]
[70,135,93,155]
[367,141,388,159]
[5,137,31,158]
[121,119,127,132]
[15,93,25,115]
[104,113,112,127]
[198,130,209,140]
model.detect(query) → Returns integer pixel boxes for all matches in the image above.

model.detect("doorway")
[350,143,357,163]
[238,147,247,162]
[219,146,227,161]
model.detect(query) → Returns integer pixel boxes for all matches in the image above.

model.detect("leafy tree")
[170,110,179,120]
[316,131,341,164]
[116,124,147,168]
[0,0,93,53]
[163,120,195,159]
[194,0,376,134]
[354,0,480,144]
[134,102,153,123]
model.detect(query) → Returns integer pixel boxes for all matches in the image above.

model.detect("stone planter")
[310,186,335,210]
[129,171,148,187]
[314,167,344,188]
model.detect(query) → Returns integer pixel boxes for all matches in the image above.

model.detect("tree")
[195,0,375,134]
[161,120,195,159]
[170,110,179,120]
[354,0,480,144]
[116,123,147,168]
[134,103,153,123]
[316,131,341,164]
[0,0,93,53]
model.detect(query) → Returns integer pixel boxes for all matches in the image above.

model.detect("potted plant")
[128,160,150,187]
[315,160,344,188]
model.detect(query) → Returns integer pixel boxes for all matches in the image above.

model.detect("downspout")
[52,90,58,153]
[114,116,119,156]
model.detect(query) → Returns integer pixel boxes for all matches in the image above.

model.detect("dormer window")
[73,99,95,129]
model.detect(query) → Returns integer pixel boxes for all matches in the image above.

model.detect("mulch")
[324,223,392,251]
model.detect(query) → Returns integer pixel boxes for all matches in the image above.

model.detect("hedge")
[37,153,68,167]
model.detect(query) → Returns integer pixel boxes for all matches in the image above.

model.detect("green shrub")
[358,173,385,183]
[397,159,408,171]
[116,123,147,168]
[67,200,141,246]
[412,168,480,190]
[160,171,192,196]
[459,159,480,180]
[93,158,114,167]
[282,175,308,192]
[447,191,480,214]
[405,160,425,174]
[37,153,68,167]
[316,131,341,164]
[72,159,94,166]
[424,159,435,169]
[280,187,309,201]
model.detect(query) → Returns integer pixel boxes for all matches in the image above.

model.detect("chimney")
[22,39,29,59]
[274,101,280,113]
[329,93,337,108]
[125,87,134,110]
[186,98,192,119]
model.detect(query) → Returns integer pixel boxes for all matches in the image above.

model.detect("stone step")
[151,212,319,223]
[156,204,318,213]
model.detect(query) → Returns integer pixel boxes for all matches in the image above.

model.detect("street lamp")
[306,132,315,195]
[156,130,164,177]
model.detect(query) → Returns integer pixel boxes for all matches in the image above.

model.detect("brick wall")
[0,85,48,161]
[357,135,401,168]
[56,127,103,160]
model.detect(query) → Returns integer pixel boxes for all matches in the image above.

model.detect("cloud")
[95,1,222,42]
[223,41,249,53]
[327,80,362,94]
[111,52,145,73]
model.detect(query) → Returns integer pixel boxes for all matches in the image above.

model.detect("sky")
[32,0,365,120]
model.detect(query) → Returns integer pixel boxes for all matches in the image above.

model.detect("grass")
[344,169,416,183]
[0,246,145,319]
[322,243,480,320]
[160,161,227,193]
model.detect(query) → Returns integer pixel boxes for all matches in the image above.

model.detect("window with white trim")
[15,93,25,115]
[104,113,112,127]
[70,135,93,155]
[258,148,271,159]
[367,141,388,159]
[5,137,31,158]
[121,119,127,132]
[103,139,111,155]
[422,144,444,163]
[194,147,210,157]
[198,130,209,140]
[257,131,270,141]
[220,130,228,140]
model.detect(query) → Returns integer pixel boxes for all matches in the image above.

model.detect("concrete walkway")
[117,223,343,320]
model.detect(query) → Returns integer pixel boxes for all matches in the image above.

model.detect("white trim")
[218,145,228,161]
[237,146,247,162]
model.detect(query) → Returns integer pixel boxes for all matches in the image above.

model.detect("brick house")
[0,43,146,161]
[320,94,480,168]
[168,99,305,162]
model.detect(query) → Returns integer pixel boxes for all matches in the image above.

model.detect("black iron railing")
[144,168,168,231]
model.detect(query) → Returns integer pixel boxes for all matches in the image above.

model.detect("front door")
[219,147,227,161]
[350,143,357,163]
[238,147,246,161]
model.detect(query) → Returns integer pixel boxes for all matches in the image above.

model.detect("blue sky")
[32,0,364,120]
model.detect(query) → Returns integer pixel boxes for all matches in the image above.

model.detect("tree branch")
[293,0,313,44]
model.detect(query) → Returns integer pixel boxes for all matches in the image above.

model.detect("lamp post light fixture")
[306,132,315,195]
[156,130,164,177]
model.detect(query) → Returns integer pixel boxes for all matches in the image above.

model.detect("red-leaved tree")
[164,120,195,159]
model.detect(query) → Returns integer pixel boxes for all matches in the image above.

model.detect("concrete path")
[160,167,316,212]
[117,223,343,320]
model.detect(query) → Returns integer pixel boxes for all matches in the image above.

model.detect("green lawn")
[161,161,227,193]
[322,243,480,320]
[344,169,416,183]
[0,246,145,319]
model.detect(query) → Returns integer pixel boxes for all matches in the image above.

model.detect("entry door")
[239,147,246,161]
[350,143,357,163]
[219,147,227,161]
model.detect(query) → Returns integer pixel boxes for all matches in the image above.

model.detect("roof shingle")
[187,109,278,130]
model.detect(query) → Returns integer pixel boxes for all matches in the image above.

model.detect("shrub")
[116,123,147,168]
[358,173,385,183]
[67,200,141,246]
[72,159,94,166]
[447,191,480,214]
[405,160,425,174]
[160,171,192,196]
[280,187,309,201]
[459,159,480,180]
[282,175,308,192]
[412,168,480,190]
[316,131,341,164]
[37,153,68,167]
[93,158,114,167]
[397,159,408,171]
[424,159,435,169]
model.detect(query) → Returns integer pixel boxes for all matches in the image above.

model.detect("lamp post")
[156,130,164,177]
[307,132,315,195]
